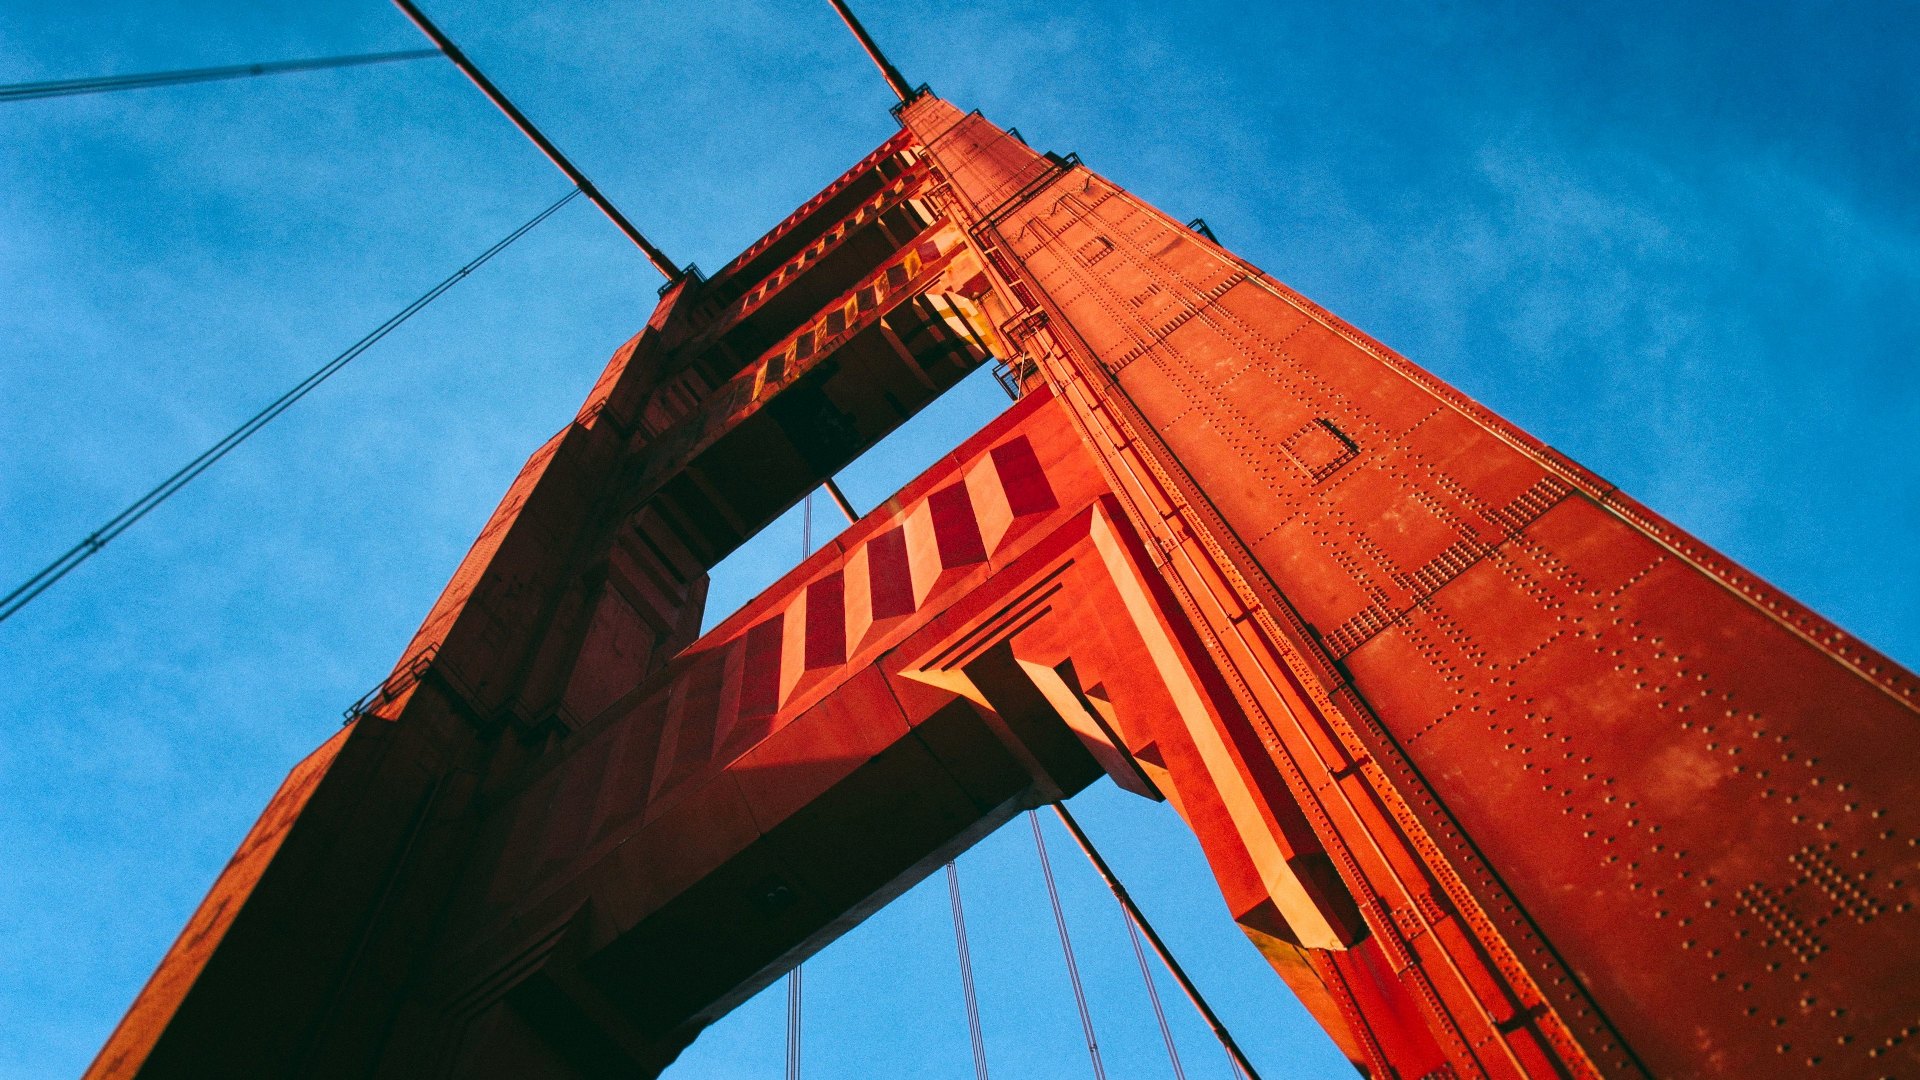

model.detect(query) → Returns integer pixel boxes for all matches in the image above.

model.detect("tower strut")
[390,0,682,280]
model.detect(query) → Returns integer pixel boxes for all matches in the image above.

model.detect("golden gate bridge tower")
[83,4,1920,1078]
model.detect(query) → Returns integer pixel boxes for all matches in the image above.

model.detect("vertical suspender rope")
[946,862,993,1080]
[786,962,804,1080]
[784,489,817,1080]
[1030,811,1109,1080]
[1122,904,1190,1080]
[1051,804,1265,1080]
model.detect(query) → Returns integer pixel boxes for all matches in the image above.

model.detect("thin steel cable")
[1050,804,1265,1080]
[784,699,804,1080]
[825,0,913,102]
[823,477,857,523]
[786,963,804,1080]
[390,0,681,280]
[0,49,439,103]
[0,187,583,626]
[1030,810,1109,1080]
[946,862,992,1080]
[1122,905,1188,1080]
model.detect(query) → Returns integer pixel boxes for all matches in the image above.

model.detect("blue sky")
[1,1,1914,1077]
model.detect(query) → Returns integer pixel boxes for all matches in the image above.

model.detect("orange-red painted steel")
[88,92,1919,1080]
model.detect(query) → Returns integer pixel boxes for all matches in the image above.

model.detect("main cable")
[390,0,682,281]
[0,49,440,104]
[822,477,858,523]
[0,187,583,626]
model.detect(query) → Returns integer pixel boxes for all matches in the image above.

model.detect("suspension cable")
[1030,810,1109,1080]
[823,477,858,523]
[1051,804,1265,1080]
[389,0,682,281]
[946,862,992,1080]
[1122,897,1190,1080]
[0,49,440,104]
[780,494,816,1080]
[0,187,583,627]
[785,962,803,1080]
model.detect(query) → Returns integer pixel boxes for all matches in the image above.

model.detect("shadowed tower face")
[89,11,1920,1080]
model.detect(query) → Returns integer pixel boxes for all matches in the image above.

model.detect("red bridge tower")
[88,11,1920,1080]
